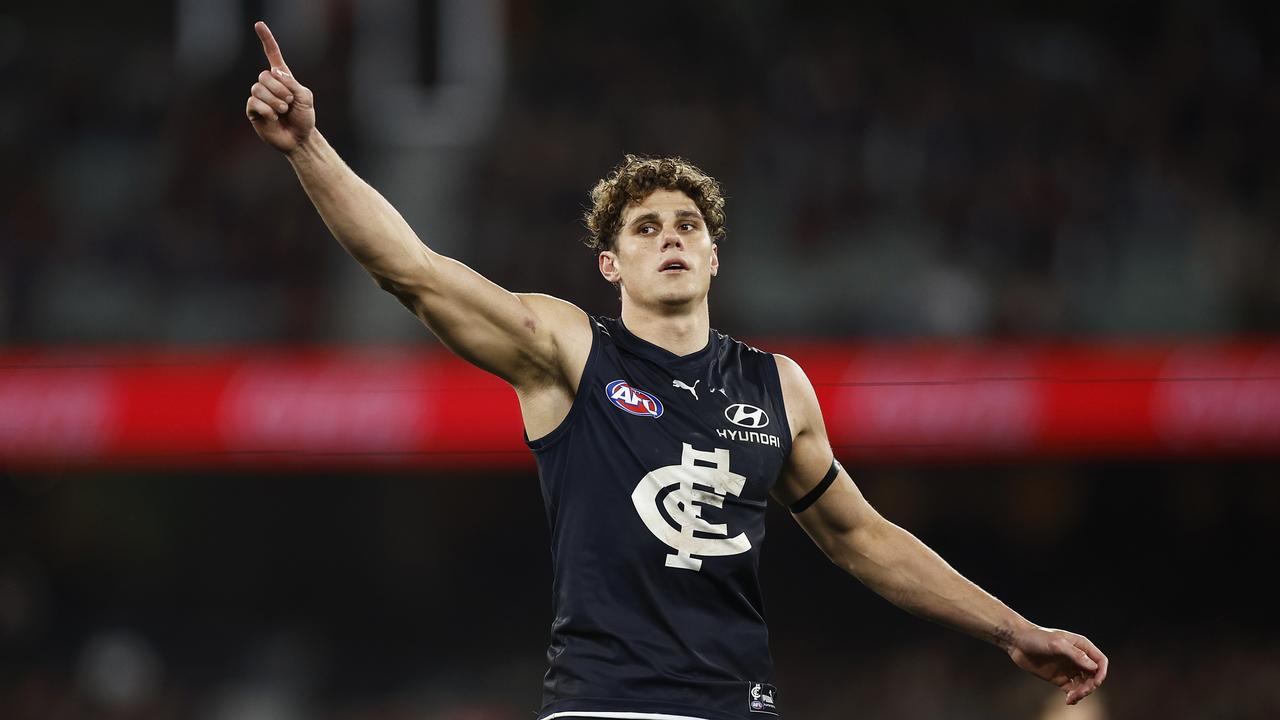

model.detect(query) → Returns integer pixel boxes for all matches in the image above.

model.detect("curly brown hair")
[583,155,727,252]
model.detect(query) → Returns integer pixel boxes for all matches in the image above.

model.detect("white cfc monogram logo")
[630,443,751,571]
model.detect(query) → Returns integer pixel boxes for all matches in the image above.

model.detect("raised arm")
[244,21,588,389]
[771,354,1108,706]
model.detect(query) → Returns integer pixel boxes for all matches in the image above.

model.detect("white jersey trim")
[537,707,711,712]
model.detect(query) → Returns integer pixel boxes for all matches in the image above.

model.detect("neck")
[620,299,711,357]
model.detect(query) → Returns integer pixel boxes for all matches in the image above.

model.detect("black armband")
[788,458,842,513]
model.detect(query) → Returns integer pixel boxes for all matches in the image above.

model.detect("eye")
[679,222,696,231]
[638,224,657,235]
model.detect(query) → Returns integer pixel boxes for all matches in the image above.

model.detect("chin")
[657,295,696,308]
[624,277,709,308]
[655,286,707,307]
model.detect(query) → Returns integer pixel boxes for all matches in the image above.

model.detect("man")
[245,20,1107,720]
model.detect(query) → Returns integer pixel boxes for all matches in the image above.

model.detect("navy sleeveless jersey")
[527,316,792,720]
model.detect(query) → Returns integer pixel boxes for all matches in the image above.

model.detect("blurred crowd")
[3,463,1279,719]
[3,633,1278,720]
[474,2,1280,338]
[3,2,1280,719]
[2,2,1279,343]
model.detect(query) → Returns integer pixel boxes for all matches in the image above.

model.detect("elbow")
[372,246,438,297]
[817,526,863,576]
[372,273,417,314]
[372,272,408,296]
[826,517,892,578]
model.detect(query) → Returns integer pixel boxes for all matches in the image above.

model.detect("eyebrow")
[628,212,660,228]
[626,209,704,228]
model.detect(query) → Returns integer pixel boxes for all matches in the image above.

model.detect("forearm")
[286,130,434,289]
[780,370,1106,704]
[838,518,1035,650]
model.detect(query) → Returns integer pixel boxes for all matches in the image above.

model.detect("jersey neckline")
[612,317,718,368]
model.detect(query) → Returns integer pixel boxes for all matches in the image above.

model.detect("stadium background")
[2,1,1279,718]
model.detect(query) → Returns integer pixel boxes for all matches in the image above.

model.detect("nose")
[661,227,684,251]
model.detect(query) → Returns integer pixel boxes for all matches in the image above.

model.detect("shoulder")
[772,353,815,400]
[772,353,824,440]
[513,293,594,387]
[514,293,592,341]
[515,292,586,322]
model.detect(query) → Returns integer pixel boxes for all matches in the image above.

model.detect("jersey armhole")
[525,316,601,452]
[762,352,794,456]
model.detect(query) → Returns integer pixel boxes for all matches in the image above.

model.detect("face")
[598,189,719,310]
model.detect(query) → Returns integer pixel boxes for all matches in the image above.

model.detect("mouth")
[659,259,689,274]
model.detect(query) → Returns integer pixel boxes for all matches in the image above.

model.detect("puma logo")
[672,379,700,400]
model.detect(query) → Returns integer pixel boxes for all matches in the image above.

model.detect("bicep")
[789,467,885,567]
[772,353,883,557]
[385,251,586,387]
[771,352,839,507]
[780,433,884,560]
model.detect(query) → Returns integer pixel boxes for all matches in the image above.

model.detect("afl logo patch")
[606,380,664,418]
[726,403,769,428]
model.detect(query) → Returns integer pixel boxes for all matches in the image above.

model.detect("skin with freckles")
[245,19,1109,708]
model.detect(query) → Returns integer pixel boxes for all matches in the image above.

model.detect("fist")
[245,21,316,154]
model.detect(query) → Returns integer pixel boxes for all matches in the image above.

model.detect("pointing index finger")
[254,21,289,72]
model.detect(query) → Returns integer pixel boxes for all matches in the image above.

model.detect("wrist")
[285,128,325,164]
[993,617,1039,653]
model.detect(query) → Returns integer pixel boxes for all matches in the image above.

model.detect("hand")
[1007,626,1109,705]
[245,21,316,154]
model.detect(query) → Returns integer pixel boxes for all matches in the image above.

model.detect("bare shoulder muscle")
[512,294,593,441]
[772,353,836,507]
[515,293,593,391]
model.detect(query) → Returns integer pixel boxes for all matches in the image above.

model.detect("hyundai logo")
[725,403,769,429]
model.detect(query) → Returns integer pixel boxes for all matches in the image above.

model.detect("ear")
[599,250,621,284]
[709,243,719,277]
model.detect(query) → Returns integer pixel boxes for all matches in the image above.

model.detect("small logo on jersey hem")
[605,379,664,418]
[748,682,779,715]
